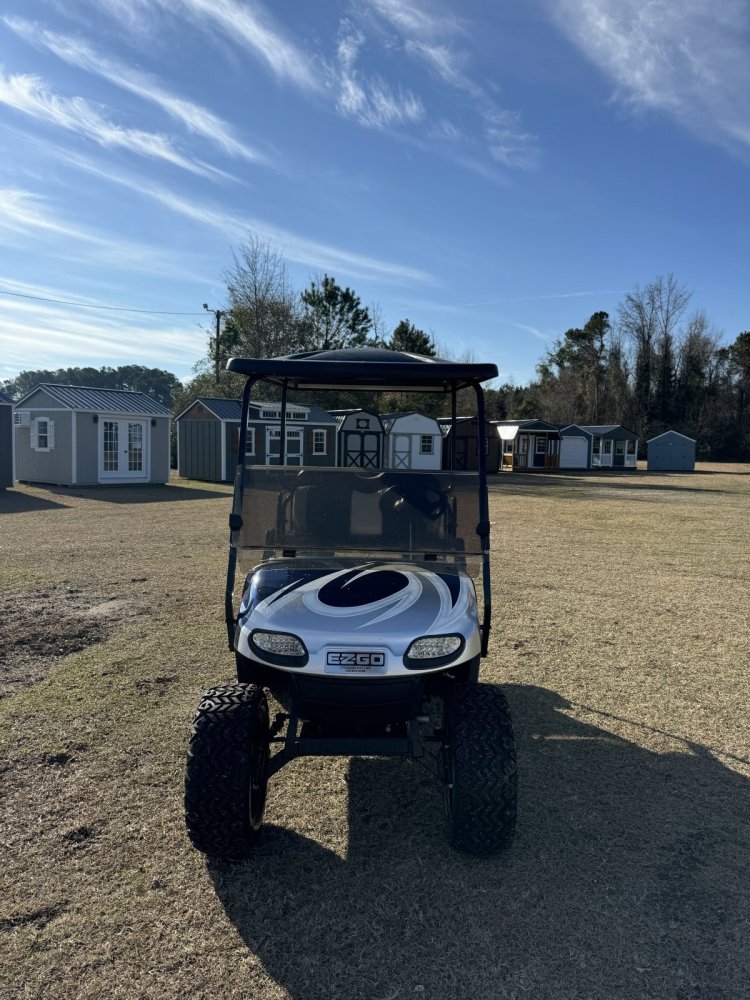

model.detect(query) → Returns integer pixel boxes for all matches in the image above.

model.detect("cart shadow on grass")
[207,683,750,1000]
[23,483,232,505]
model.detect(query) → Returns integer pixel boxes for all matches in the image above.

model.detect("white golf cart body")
[186,347,517,859]
[224,348,496,724]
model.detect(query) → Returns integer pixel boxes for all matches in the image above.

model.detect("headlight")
[250,630,308,667]
[404,634,464,669]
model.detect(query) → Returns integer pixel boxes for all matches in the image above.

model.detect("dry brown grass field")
[1,464,748,1000]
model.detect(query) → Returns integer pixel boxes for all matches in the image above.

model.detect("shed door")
[266,427,303,465]
[99,419,148,480]
[453,435,469,470]
[344,431,379,468]
[392,433,411,469]
[560,437,588,469]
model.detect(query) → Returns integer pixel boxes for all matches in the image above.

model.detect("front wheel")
[185,684,269,858]
[442,683,517,856]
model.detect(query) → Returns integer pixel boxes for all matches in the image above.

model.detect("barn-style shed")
[176,397,338,481]
[437,416,501,473]
[495,419,561,471]
[0,390,14,488]
[559,424,593,470]
[14,384,171,486]
[382,412,443,470]
[581,425,638,469]
[647,430,696,471]
[330,409,386,468]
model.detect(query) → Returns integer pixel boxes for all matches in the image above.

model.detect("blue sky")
[0,0,748,387]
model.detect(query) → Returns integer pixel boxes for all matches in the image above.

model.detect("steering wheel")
[381,483,447,521]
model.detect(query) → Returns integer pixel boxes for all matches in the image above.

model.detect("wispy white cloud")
[0,285,205,374]
[0,72,231,178]
[0,186,209,279]
[99,0,322,92]
[336,20,424,129]
[369,0,465,43]
[545,0,750,154]
[61,152,433,285]
[76,0,324,95]
[2,17,265,164]
[503,320,550,343]
[174,0,322,91]
[367,0,539,169]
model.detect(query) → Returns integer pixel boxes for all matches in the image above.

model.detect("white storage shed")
[382,412,443,470]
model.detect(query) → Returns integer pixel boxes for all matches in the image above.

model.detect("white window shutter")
[48,420,55,450]
[30,421,38,449]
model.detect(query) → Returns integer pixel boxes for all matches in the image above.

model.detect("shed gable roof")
[0,390,13,406]
[179,397,337,424]
[16,383,171,416]
[493,418,557,430]
[647,430,696,444]
[579,424,638,440]
[381,411,440,432]
[559,424,593,438]
[176,397,243,421]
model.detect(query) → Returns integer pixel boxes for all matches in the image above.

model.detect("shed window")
[32,417,54,452]
[246,427,256,457]
[626,440,636,454]
[356,418,369,429]
[313,429,327,455]
[602,440,612,455]
[592,438,601,454]
[535,436,546,454]
[420,435,434,455]
[290,410,307,421]
[615,441,625,456]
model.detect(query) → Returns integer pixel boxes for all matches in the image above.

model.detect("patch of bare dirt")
[0,588,131,699]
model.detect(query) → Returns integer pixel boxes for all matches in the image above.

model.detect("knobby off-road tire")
[443,683,517,856]
[185,684,269,859]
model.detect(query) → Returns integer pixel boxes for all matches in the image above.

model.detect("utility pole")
[203,304,224,385]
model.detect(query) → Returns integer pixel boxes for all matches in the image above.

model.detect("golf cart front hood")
[236,563,480,676]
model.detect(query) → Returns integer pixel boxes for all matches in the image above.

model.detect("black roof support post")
[225,375,258,649]
[473,382,492,656]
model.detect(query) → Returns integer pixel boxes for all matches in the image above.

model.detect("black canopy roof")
[226,347,497,392]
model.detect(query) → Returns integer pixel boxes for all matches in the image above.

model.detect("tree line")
[497,274,749,459]
[1,364,180,409]
[174,235,441,416]
[3,240,747,459]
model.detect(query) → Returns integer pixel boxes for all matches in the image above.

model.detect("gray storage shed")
[177,397,338,481]
[176,397,242,482]
[14,384,171,486]
[647,430,696,471]
[0,390,14,488]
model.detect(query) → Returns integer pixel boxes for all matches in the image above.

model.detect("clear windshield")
[233,465,482,572]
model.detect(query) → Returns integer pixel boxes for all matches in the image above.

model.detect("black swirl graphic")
[318,569,410,608]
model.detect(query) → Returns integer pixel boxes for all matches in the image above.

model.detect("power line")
[0,287,209,316]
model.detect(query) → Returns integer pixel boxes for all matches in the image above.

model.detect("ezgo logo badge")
[326,650,385,667]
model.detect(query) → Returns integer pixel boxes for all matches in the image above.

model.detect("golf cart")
[185,347,517,857]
